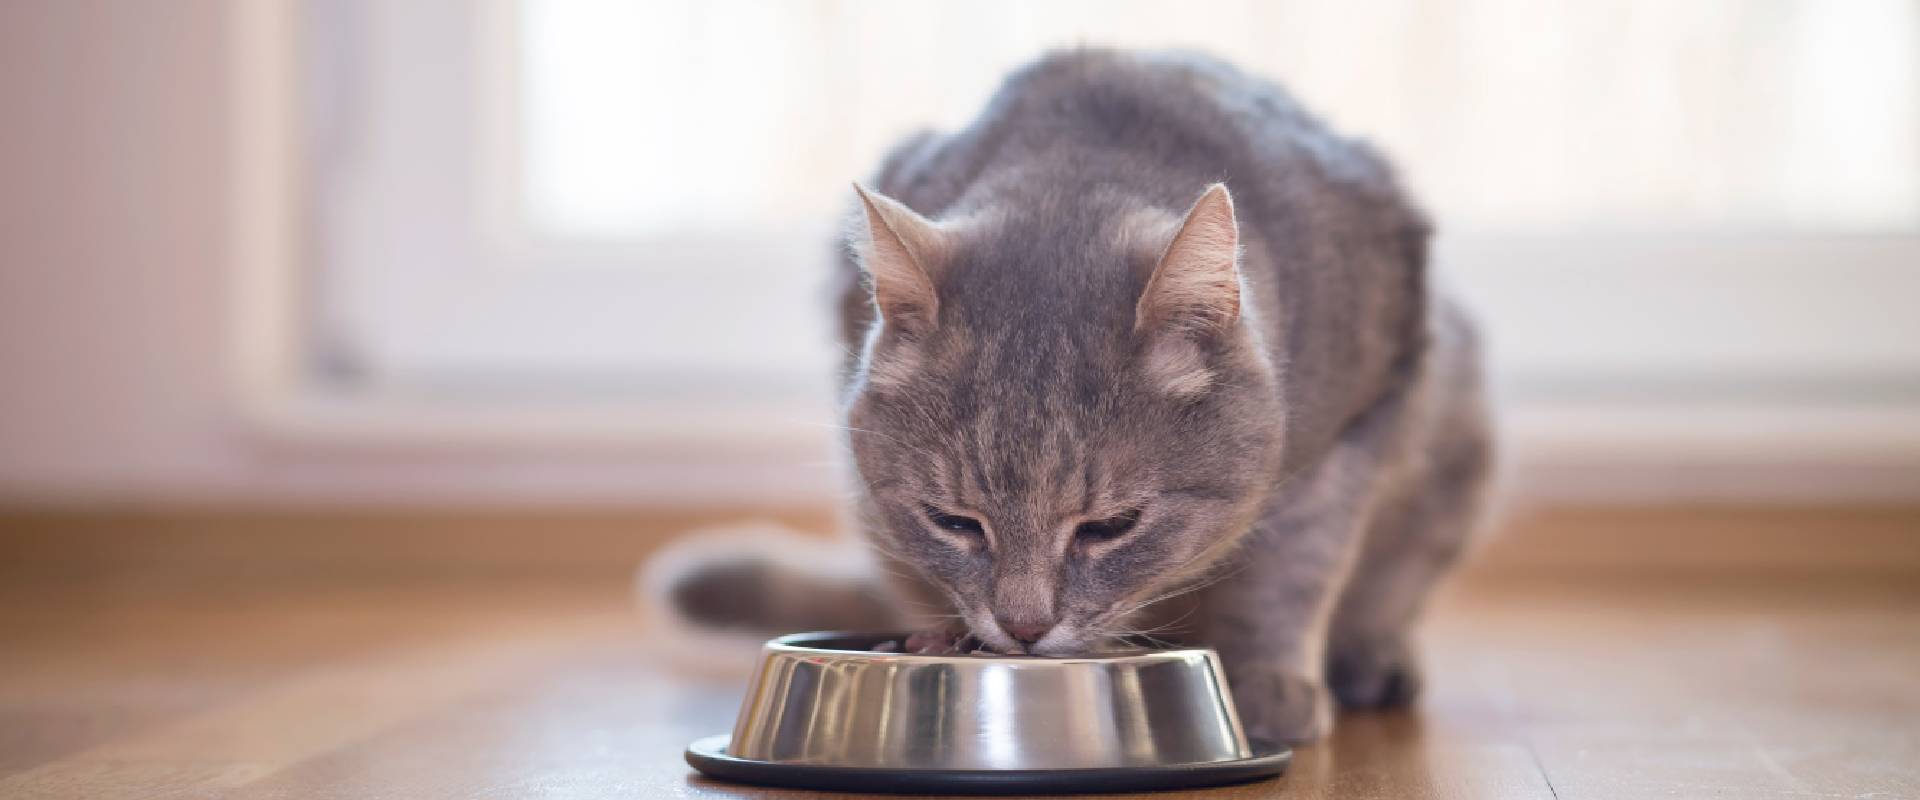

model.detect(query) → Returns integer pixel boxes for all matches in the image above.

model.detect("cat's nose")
[998,618,1053,645]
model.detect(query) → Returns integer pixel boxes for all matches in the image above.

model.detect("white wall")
[0,1,830,507]
[0,0,240,502]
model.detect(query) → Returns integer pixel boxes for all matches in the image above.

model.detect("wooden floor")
[1,508,1917,799]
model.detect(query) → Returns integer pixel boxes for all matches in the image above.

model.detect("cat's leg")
[1325,321,1493,710]
[1197,384,1415,745]
[1322,439,1489,708]
[1199,468,1368,743]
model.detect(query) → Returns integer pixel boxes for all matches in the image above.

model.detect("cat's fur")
[657,49,1492,744]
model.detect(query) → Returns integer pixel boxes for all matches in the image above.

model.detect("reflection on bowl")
[726,631,1254,771]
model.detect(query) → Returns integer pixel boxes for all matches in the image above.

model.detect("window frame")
[228,0,1920,503]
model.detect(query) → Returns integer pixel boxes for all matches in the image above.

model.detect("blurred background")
[2,3,1918,796]
[1,0,1916,548]
[3,0,1920,517]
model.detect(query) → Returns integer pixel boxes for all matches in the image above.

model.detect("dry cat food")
[870,629,1003,656]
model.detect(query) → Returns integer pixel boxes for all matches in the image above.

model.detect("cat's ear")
[851,184,946,335]
[1135,183,1241,337]
[1134,184,1243,400]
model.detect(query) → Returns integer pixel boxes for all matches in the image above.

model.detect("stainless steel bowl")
[685,632,1289,794]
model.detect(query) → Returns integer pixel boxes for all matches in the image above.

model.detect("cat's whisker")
[1081,619,1184,653]
[1109,560,1238,621]
[1130,603,1201,637]
[1091,558,1251,641]
[861,553,926,586]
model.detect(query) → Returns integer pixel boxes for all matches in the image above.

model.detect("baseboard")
[2,504,1915,592]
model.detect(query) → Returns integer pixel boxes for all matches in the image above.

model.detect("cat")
[653,48,1493,745]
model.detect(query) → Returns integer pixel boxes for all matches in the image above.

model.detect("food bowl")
[684,631,1289,794]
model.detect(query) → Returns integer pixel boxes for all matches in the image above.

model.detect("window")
[270,0,1920,470]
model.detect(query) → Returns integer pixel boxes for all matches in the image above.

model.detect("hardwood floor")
[1,508,1916,798]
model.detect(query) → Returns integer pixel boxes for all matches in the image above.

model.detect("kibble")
[870,629,1004,655]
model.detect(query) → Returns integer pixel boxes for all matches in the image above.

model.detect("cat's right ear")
[850,184,946,335]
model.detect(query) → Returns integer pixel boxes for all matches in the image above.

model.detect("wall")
[0,0,240,502]
[0,1,828,507]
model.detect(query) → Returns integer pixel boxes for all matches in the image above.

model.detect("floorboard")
[0,510,1915,799]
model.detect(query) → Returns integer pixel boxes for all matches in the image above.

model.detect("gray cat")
[660,49,1492,745]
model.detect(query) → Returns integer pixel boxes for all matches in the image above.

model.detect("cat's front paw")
[1327,635,1422,710]
[1229,667,1333,745]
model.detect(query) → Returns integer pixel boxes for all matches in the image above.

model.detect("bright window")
[299,0,1920,421]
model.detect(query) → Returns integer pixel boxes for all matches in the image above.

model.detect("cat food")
[870,629,1001,655]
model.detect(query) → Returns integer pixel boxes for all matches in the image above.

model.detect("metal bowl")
[685,631,1289,794]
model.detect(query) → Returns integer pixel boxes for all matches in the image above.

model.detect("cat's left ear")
[850,184,947,335]
[1136,183,1242,337]
[1134,184,1243,399]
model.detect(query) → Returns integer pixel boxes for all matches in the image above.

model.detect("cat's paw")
[1327,635,1422,710]
[1230,667,1333,745]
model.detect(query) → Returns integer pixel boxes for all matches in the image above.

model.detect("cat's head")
[842,183,1284,655]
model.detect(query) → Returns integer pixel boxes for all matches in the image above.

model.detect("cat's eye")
[923,506,985,537]
[1075,510,1143,543]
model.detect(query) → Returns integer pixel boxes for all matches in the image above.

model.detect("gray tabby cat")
[660,49,1493,744]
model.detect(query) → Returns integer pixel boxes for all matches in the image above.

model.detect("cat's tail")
[639,522,903,639]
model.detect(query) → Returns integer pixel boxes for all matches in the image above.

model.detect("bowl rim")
[686,733,1291,793]
[765,630,1218,666]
